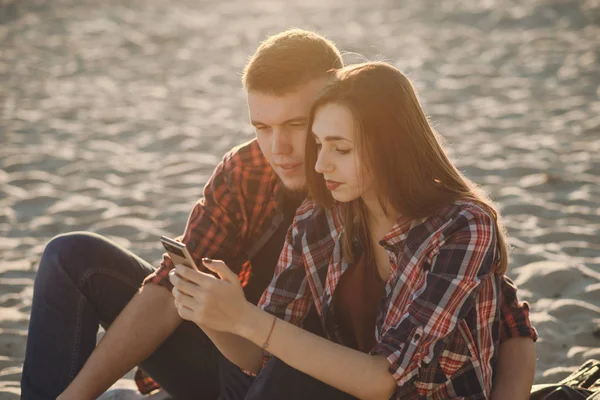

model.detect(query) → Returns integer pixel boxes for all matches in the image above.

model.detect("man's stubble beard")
[277,175,308,201]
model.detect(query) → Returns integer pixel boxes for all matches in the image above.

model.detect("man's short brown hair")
[242,29,343,95]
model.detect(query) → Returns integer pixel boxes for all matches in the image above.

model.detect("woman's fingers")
[174,302,196,322]
[169,260,245,332]
[174,265,217,286]
[201,258,238,283]
[172,287,198,308]
[169,271,201,297]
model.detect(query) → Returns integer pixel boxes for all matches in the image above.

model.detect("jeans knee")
[36,232,98,284]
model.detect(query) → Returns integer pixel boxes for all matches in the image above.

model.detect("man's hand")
[170,259,249,334]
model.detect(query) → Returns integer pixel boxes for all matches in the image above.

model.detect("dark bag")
[530,359,600,400]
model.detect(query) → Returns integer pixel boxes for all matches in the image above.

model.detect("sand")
[1,0,599,397]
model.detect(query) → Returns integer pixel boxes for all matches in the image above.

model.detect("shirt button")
[413,333,421,341]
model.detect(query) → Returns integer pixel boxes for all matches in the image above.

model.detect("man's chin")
[278,176,307,196]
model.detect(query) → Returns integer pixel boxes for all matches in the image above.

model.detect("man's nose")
[271,129,293,155]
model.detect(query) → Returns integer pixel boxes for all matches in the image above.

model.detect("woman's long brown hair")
[305,62,509,274]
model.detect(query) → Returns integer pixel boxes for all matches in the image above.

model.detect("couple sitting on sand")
[21,29,538,399]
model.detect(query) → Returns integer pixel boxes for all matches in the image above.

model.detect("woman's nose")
[314,150,333,174]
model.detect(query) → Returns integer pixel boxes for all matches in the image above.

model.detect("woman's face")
[312,103,374,203]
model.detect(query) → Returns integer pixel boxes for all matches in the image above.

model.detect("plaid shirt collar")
[322,205,415,322]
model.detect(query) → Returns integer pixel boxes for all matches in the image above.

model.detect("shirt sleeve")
[253,215,315,372]
[144,158,243,291]
[370,208,498,389]
[499,275,538,342]
[258,219,313,327]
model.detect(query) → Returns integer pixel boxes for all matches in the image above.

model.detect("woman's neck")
[361,193,400,239]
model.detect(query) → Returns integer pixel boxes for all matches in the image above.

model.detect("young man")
[21,29,537,400]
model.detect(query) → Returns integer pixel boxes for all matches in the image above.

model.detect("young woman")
[170,62,516,399]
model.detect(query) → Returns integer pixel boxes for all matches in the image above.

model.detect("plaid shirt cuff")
[142,256,175,291]
[499,276,538,342]
[501,300,538,342]
[134,368,160,395]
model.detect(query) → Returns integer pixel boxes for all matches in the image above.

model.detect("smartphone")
[160,236,198,270]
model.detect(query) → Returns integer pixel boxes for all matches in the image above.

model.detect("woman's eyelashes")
[314,141,350,155]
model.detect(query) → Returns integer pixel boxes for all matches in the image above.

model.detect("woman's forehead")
[312,103,355,141]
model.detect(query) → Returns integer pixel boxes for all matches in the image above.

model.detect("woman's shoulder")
[293,198,320,220]
[293,198,341,223]
[435,199,495,225]
[405,199,496,247]
[291,199,343,242]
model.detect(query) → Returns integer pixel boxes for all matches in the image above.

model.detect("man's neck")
[277,183,307,216]
[278,181,307,202]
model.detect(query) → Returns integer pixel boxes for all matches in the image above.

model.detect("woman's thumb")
[201,258,236,282]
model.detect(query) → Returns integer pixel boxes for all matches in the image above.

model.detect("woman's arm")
[200,326,264,373]
[491,337,536,400]
[171,262,397,400]
[240,302,397,400]
[493,275,537,399]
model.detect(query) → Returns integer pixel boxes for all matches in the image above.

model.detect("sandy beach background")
[1,0,599,397]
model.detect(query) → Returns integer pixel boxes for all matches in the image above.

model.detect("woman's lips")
[325,180,342,190]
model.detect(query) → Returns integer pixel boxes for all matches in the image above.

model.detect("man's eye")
[291,123,306,128]
[256,126,270,132]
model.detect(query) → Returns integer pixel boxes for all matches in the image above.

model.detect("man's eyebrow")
[283,117,308,124]
[251,117,307,127]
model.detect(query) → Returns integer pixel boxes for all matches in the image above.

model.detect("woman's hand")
[169,259,249,334]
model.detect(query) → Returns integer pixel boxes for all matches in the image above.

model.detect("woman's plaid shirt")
[259,199,538,399]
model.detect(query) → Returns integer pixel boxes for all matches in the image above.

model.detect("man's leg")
[225,357,357,400]
[217,356,255,400]
[21,232,220,400]
[137,321,221,399]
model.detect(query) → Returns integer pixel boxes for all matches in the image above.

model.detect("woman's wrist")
[234,303,273,345]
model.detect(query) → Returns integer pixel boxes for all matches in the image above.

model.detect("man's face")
[248,79,327,191]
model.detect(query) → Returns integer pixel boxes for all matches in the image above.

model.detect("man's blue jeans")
[21,232,221,400]
[219,356,357,400]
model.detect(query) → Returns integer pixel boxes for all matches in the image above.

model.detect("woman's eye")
[336,149,350,155]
